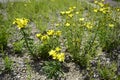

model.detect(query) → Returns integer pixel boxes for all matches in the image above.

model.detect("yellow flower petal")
[55,47,61,52]
[47,30,54,36]
[57,53,65,62]
[65,23,70,27]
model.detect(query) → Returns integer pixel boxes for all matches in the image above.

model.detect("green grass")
[6,0,79,30]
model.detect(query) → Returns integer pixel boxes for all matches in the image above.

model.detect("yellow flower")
[117,8,120,12]
[73,6,76,9]
[98,2,104,7]
[49,50,56,56]
[65,11,71,14]
[60,11,65,15]
[79,18,85,21]
[57,53,65,62]
[102,10,107,14]
[94,0,98,4]
[68,14,73,17]
[102,0,104,2]
[108,24,114,28]
[55,31,62,37]
[52,53,57,59]
[99,8,104,12]
[13,18,29,29]
[49,50,57,59]
[86,22,93,29]
[41,35,49,41]
[47,30,54,36]
[75,12,79,14]
[36,33,42,38]
[93,9,98,12]
[65,23,70,27]
[49,48,65,61]
[55,47,61,52]
[55,23,60,27]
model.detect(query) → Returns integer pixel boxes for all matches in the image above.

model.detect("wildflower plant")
[35,28,64,79]
[13,18,29,29]
[13,17,62,59]
[35,29,62,59]
[49,47,65,62]
[12,16,65,79]
[13,18,35,56]
[42,47,65,79]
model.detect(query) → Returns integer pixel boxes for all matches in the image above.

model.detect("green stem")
[21,29,34,55]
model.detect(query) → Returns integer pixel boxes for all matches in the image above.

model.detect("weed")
[13,40,24,54]
[97,62,117,80]
[1,47,13,72]
[0,25,8,50]
[42,61,63,79]
[3,56,13,72]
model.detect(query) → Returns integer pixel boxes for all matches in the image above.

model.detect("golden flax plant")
[13,18,35,56]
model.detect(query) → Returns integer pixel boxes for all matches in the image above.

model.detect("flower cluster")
[79,18,93,29]
[116,8,120,12]
[93,0,110,14]
[108,23,114,28]
[65,22,70,27]
[36,30,61,42]
[49,47,65,62]
[47,30,55,36]
[60,6,80,27]
[85,22,93,29]
[60,6,78,18]
[79,18,85,21]
[13,18,29,29]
